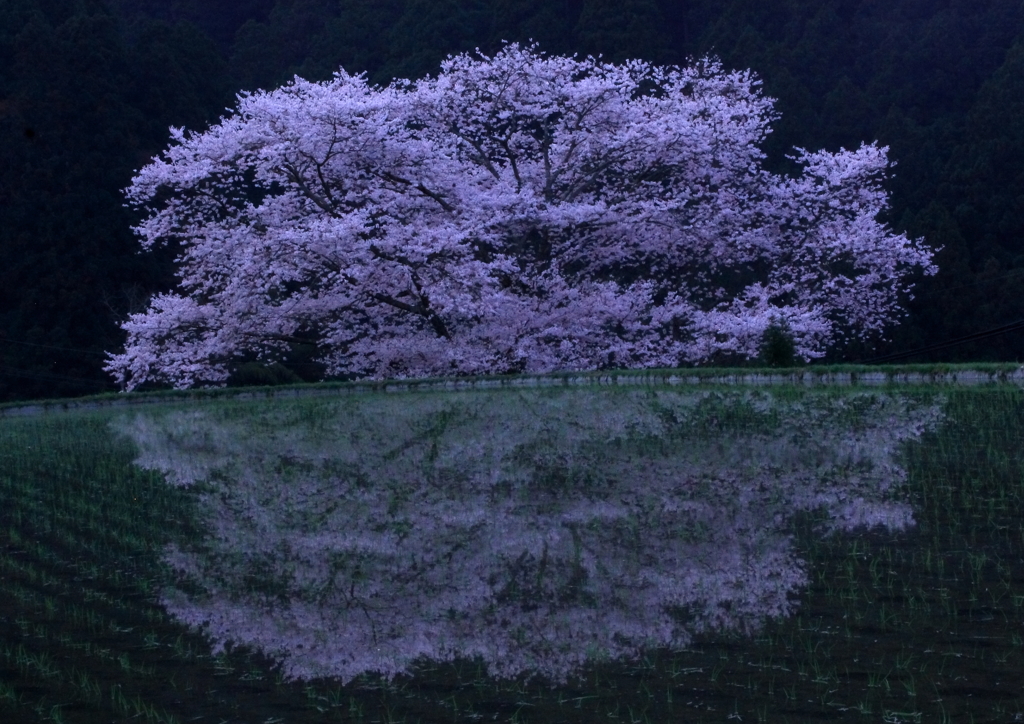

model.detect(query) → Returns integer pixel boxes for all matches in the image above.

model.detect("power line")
[908,267,1024,300]
[0,336,110,356]
[0,365,114,388]
[865,319,1024,363]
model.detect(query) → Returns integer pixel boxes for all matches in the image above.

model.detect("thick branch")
[378,171,456,212]
[372,287,452,340]
[452,131,502,181]
[241,331,321,346]
[372,292,425,315]
[499,138,522,191]
[280,162,340,217]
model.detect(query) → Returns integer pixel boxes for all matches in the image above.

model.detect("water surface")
[1,384,1022,723]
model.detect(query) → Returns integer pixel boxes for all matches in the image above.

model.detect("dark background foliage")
[2,0,1022,400]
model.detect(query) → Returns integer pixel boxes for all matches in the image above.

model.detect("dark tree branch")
[377,171,455,212]
[281,162,341,217]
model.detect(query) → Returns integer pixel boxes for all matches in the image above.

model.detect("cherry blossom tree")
[105,43,937,390]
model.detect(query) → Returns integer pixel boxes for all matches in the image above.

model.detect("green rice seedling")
[109,683,131,718]
[0,679,22,706]
[44,703,68,724]
[69,666,103,705]
[13,644,62,680]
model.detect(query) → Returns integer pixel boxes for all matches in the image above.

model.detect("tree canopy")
[105,45,935,390]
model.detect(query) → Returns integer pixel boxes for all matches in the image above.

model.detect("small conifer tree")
[759,323,798,368]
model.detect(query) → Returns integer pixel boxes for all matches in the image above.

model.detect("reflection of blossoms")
[113,387,943,685]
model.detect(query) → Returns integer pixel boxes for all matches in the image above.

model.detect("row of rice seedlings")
[0,409,436,723]
[0,416,185,722]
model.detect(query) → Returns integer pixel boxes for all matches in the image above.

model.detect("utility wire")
[0,336,110,356]
[865,318,1024,363]
[908,267,1024,299]
[0,365,114,388]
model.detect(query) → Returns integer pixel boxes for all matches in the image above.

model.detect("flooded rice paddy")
[1,382,1023,723]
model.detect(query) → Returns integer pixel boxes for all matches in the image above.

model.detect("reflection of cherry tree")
[114,388,943,684]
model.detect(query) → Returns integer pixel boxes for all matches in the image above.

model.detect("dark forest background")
[2,0,1024,401]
